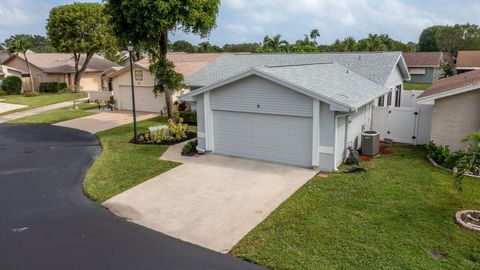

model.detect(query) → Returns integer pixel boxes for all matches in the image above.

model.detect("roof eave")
[417,83,480,104]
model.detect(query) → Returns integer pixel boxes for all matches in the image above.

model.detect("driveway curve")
[0,124,265,270]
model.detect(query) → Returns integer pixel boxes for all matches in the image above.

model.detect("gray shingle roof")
[256,63,390,109]
[182,62,391,110]
[186,52,407,87]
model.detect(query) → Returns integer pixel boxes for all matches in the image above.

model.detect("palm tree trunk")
[23,52,34,93]
[159,31,174,119]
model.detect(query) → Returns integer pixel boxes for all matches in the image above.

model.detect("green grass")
[404,82,432,90]
[7,102,98,124]
[0,92,87,115]
[83,116,179,203]
[231,146,480,270]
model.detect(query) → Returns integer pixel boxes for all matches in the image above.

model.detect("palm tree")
[310,28,320,45]
[263,34,288,52]
[342,37,357,51]
[295,34,311,46]
[6,36,34,92]
[198,41,212,53]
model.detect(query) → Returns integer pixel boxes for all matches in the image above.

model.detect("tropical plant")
[181,139,198,156]
[262,34,289,52]
[5,36,34,92]
[47,3,116,91]
[310,29,320,45]
[455,131,480,191]
[105,0,220,119]
[4,34,55,53]
[441,62,456,78]
[167,118,188,140]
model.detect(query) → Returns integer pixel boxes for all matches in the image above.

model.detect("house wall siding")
[409,67,435,84]
[431,89,480,151]
[193,94,206,151]
[210,75,313,117]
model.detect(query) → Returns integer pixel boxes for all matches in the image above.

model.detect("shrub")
[176,111,197,125]
[39,82,68,93]
[181,140,198,156]
[1,76,22,94]
[0,89,7,96]
[23,92,40,97]
[455,131,480,191]
[426,141,450,165]
[168,118,188,140]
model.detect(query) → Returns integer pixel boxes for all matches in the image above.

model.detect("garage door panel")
[213,110,312,167]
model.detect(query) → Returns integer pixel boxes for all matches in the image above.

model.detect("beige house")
[105,52,222,113]
[1,53,119,92]
[417,70,480,151]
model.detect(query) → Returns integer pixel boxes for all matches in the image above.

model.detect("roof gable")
[185,52,409,88]
[456,51,480,68]
[403,52,452,67]
[417,69,480,102]
[181,62,390,111]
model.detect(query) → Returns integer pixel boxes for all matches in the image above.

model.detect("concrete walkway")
[54,110,158,134]
[0,101,27,114]
[103,142,317,252]
[0,98,87,123]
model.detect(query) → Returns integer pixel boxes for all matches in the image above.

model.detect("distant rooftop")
[403,52,453,67]
[418,69,480,99]
[456,51,480,69]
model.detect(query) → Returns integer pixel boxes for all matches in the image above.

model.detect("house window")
[108,78,113,92]
[394,85,402,107]
[387,92,392,106]
[378,96,385,106]
[409,68,426,75]
[135,70,143,81]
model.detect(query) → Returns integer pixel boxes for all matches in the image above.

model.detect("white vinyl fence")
[400,90,425,108]
[371,106,432,145]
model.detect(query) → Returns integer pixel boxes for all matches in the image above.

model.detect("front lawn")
[7,102,98,124]
[232,146,480,270]
[404,82,432,90]
[0,92,87,115]
[83,117,180,203]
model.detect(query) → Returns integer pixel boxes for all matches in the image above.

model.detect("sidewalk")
[0,98,87,124]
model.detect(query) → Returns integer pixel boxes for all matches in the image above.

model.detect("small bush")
[168,118,188,140]
[23,92,40,97]
[426,141,451,165]
[2,76,22,94]
[0,89,7,96]
[39,82,68,93]
[181,140,198,156]
[176,111,197,125]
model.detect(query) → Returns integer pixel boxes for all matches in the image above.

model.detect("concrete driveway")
[0,100,27,114]
[103,142,317,252]
[54,110,158,134]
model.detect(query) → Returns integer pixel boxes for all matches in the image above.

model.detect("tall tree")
[310,28,320,44]
[172,40,196,53]
[47,3,115,91]
[105,0,220,119]
[5,36,34,92]
[4,34,55,53]
[418,26,441,52]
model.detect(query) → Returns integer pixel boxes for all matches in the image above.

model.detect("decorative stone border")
[456,210,480,232]
[426,155,480,179]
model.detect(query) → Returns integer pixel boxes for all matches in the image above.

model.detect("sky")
[1,0,480,46]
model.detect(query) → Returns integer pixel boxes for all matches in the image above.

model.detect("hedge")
[177,111,197,125]
[1,76,22,94]
[39,82,68,93]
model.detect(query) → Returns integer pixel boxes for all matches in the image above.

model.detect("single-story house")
[1,53,119,92]
[417,70,480,151]
[105,52,222,113]
[181,52,410,171]
[456,51,480,74]
[403,52,453,83]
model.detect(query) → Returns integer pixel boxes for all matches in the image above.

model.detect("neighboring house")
[417,70,480,151]
[181,52,410,171]
[0,65,28,90]
[105,52,222,113]
[456,51,480,74]
[403,52,453,83]
[1,53,119,92]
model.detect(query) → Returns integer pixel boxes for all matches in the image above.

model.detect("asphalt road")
[0,124,265,270]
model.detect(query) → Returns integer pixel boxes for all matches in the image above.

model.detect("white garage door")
[118,85,164,113]
[213,110,313,167]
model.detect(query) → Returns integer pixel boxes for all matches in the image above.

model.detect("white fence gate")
[371,106,432,145]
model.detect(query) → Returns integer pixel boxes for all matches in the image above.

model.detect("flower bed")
[456,210,480,232]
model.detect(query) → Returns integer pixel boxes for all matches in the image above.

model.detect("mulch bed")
[131,131,197,145]
[360,143,394,162]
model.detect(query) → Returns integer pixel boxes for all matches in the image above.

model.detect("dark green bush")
[181,140,198,156]
[426,141,451,165]
[39,82,68,93]
[1,76,22,94]
[176,111,197,125]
